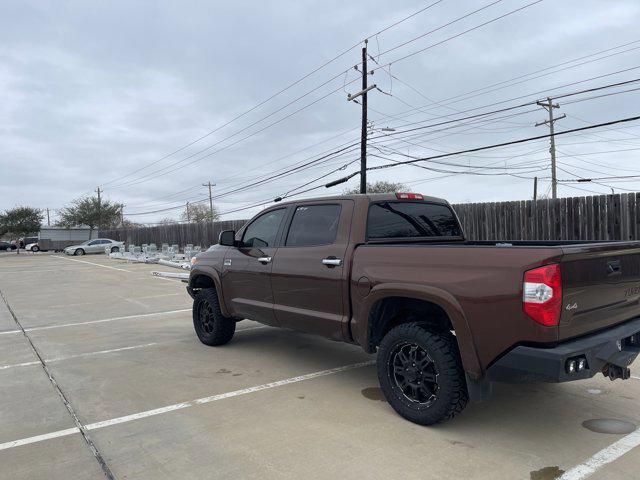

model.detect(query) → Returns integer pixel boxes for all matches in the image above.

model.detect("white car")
[25,242,41,252]
[63,238,124,256]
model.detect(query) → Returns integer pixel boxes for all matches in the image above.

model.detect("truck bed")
[353,239,640,370]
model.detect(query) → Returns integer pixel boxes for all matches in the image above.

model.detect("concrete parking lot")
[0,252,638,480]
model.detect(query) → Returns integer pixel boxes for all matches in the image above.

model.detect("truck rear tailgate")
[560,241,640,340]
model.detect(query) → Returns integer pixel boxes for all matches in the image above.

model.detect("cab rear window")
[367,201,462,239]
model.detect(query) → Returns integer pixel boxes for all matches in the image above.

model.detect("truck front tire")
[377,323,468,425]
[192,288,235,346]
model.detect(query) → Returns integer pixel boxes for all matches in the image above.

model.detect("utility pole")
[202,181,216,220]
[359,42,368,194]
[96,187,102,232]
[347,40,376,194]
[46,208,50,226]
[186,202,190,223]
[535,98,566,199]
[533,177,538,201]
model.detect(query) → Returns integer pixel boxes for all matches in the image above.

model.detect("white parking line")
[1,269,82,274]
[559,429,640,480]
[51,255,134,273]
[0,360,374,451]
[0,329,21,335]
[0,428,81,451]
[138,293,181,300]
[0,325,268,371]
[0,343,159,370]
[44,293,182,310]
[0,309,190,336]
[0,359,40,370]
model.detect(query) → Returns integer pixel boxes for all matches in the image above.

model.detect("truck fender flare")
[188,266,232,318]
[363,283,482,379]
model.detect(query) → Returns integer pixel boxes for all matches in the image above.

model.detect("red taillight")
[522,264,562,327]
[396,192,424,200]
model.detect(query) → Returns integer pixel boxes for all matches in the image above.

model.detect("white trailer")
[37,227,97,252]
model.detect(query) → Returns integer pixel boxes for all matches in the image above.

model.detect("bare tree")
[344,181,408,194]
[180,203,219,223]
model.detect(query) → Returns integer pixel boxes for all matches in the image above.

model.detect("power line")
[112,5,631,208]
[107,1,543,191]
[110,77,361,189]
[360,115,640,173]
[369,153,547,179]
[366,71,640,139]
[124,72,640,213]
[409,41,640,109]
[126,116,640,219]
[129,82,640,214]
[375,0,506,59]
[123,142,360,215]
[368,39,640,133]
[371,0,544,71]
[97,0,447,189]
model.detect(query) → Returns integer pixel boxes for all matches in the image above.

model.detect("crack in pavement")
[0,289,116,480]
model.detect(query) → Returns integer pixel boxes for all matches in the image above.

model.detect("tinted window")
[286,204,341,247]
[367,202,462,239]
[242,209,285,247]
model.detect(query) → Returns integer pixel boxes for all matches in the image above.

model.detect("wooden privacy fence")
[101,192,640,246]
[100,219,247,248]
[452,192,640,241]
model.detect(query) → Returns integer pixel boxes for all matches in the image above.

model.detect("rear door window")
[242,209,286,248]
[367,202,462,239]
[285,204,341,247]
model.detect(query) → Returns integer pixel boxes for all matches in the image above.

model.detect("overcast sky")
[1,0,639,224]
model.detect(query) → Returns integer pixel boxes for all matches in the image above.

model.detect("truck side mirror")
[219,230,237,247]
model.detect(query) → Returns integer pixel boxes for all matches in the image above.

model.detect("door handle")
[322,258,342,267]
[607,260,621,276]
[258,256,272,264]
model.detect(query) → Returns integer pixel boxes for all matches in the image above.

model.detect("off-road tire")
[74,248,85,256]
[192,288,235,346]
[377,323,468,426]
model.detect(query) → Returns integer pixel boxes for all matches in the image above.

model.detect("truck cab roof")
[273,192,450,208]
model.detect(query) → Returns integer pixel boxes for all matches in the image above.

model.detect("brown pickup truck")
[187,193,640,425]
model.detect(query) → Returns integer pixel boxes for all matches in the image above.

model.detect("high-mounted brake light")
[522,264,562,327]
[396,192,424,200]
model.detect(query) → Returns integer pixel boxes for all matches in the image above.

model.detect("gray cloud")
[1,0,639,223]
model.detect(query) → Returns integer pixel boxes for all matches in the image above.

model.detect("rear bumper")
[487,317,640,383]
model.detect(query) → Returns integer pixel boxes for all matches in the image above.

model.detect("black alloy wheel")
[388,342,439,407]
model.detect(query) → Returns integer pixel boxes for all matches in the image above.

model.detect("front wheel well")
[368,296,454,350]
[190,274,216,290]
